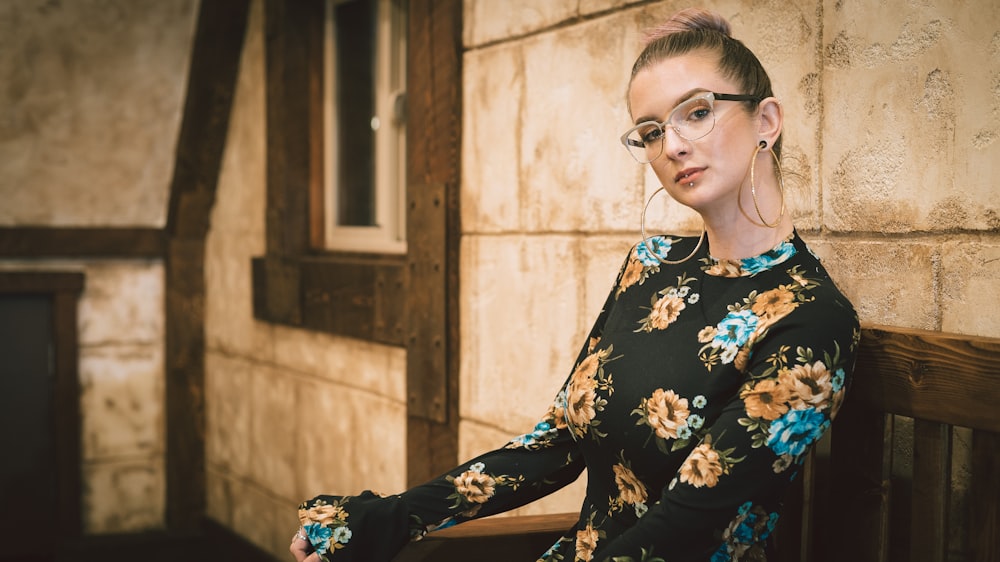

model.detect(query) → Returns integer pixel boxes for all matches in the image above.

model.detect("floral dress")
[297,231,860,562]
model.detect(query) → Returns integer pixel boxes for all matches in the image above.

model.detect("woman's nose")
[661,126,690,159]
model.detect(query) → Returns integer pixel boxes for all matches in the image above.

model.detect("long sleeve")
[296,277,624,561]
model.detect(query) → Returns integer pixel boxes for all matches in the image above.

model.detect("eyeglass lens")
[624,96,716,163]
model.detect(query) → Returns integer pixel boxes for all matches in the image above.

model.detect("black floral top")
[298,231,860,562]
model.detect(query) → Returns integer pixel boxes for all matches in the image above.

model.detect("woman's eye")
[685,107,712,122]
[640,128,664,144]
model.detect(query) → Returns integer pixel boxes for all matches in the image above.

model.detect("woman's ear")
[757,97,783,148]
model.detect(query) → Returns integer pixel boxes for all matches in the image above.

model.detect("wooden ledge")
[393,513,577,562]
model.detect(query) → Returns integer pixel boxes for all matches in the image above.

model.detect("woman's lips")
[675,168,704,184]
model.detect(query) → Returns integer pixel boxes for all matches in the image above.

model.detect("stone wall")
[459,0,999,519]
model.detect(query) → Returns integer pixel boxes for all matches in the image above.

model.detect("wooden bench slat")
[829,403,892,562]
[971,430,1000,562]
[909,419,951,562]
[855,326,1000,433]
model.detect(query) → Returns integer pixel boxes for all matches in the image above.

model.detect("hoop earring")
[640,186,706,265]
[746,140,786,228]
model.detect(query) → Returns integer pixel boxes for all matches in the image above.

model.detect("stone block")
[462,44,525,233]
[204,230,273,359]
[940,238,1000,337]
[518,12,644,233]
[232,477,293,561]
[79,344,163,460]
[81,456,165,534]
[249,364,299,501]
[205,352,253,478]
[272,324,406,402]
[205,466,235,528]
[295,377,407,500]
[77,261,164,346]
[459,234,586,431]
[463,0,578,47]
[807,237,937,329]
[821,2,1000,232]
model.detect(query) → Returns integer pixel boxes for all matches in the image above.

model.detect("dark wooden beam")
[0,227,165,258]
[163,0,250,533]
[405,0,463,487]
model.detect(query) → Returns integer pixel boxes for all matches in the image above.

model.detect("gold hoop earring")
[640,186,706,265]
[746,140,786,228]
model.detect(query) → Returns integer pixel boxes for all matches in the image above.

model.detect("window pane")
[334,0,376,227]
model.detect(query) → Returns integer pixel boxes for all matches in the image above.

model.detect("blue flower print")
[469,462,486,473]
[712,310,760,349]
[740,240,797,275]
[304,522,333,554]
[711,544,730,562]
[832,368,846,392]
[767,407,830,458]
[508,421,557,448]
[688,414,704,430]
[637,236,673,266]
[692,395,707,409]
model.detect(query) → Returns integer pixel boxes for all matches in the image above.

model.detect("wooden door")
[0,295,56,561]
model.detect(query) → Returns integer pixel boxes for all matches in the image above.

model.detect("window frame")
[254,0,462,486]
[322,0,408,255]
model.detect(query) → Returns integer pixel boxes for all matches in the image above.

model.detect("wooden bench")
[393,325,1000,562]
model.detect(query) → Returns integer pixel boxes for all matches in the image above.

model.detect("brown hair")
[629,8,781,156]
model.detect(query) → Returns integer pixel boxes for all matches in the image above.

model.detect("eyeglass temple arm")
[712,93,762,102]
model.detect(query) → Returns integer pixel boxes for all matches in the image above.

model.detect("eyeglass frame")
[620,92,763,163]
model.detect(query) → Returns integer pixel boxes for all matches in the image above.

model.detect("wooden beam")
[405,0,463,487]
[0,227,165,258]
[163,0,250,533]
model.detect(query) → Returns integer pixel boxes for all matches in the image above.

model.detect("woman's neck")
[704,216,794,261]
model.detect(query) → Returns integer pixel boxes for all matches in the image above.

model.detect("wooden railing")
[393,325,1000,562]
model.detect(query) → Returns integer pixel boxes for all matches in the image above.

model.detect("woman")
[291,7,859,561]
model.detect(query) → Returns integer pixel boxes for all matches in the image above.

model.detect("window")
[323,0,407,254]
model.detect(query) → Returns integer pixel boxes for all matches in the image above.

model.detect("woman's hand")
[289,528,321,562]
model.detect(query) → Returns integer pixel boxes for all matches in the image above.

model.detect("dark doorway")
[0,273,84,562]
[0,295,56,561]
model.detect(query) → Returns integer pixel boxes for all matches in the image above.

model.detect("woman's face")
[627,50,761,219]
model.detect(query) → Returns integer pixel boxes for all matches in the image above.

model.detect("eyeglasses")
[620,92,761,163]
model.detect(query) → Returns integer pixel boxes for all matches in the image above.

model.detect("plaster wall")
[0,0,196,227]
[459,0,999,525]
[0,0,196,536]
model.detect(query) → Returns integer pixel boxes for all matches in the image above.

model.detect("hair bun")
[643,7,732,44]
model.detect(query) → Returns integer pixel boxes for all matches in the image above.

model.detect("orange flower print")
[741,379,791,421]
[637,389,690,440]
[636,275,698,332]
[452,468,496,505]
[680,443,724,488]
[780,361,833,411]
[618,256,644,296]
[751,286,797,320]
[613,463,648,506]
[564,347,615,439]
[566,375,598,436]
[575,522,600,561]
[646,294,686,330]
